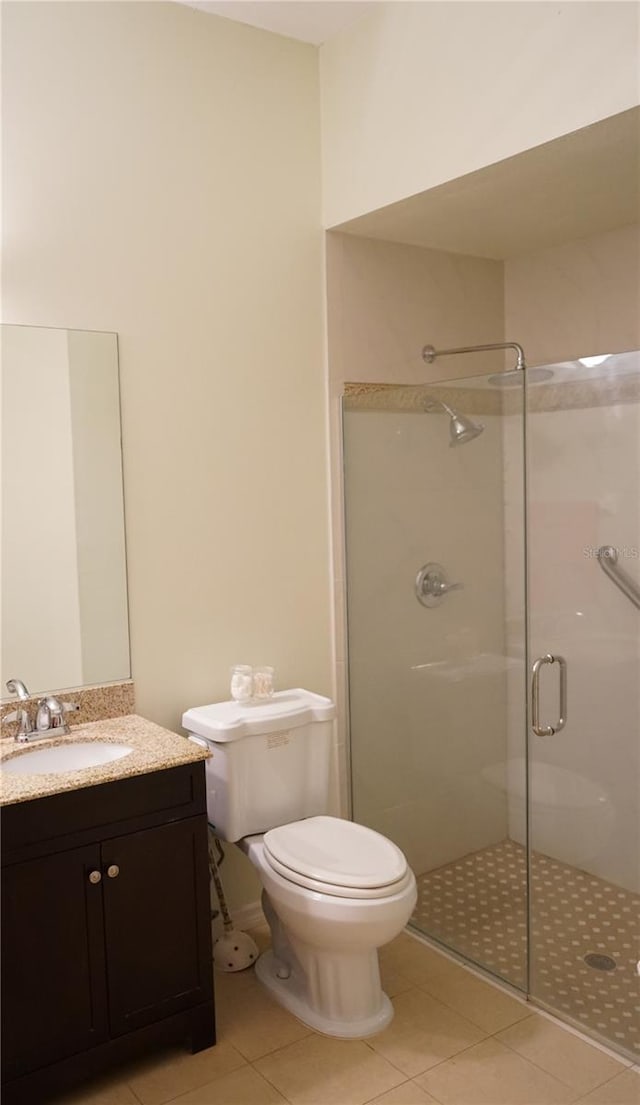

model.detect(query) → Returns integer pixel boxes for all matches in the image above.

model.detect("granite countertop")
[0,714,209,807]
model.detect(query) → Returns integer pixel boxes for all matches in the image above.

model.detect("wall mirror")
[1,324,130,697]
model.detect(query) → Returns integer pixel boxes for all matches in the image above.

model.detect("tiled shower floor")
[412,838,640,1059]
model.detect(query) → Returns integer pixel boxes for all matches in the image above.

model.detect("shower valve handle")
[433,579,463,596]
[416,563,463,607]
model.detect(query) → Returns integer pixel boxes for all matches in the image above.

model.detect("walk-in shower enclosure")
[342,351,640,1061]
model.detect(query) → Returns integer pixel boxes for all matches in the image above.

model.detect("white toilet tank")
[182,689,336,842]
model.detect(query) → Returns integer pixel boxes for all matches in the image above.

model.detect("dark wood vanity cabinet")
[1,762,215,1104]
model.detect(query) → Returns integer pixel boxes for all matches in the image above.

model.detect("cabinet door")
[1,844,109,1079]
[102,815,213,1036]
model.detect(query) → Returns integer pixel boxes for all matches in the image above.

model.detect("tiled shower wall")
[326,232,505,828]
[503,393,640,894]
[329,223,640,865]
[343,405,510,874]
[503,223,640,893]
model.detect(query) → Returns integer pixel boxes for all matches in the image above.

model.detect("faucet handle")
[35,695,80,734]
[35,696,60,732]
[61,699,81,721]
[4,708,24,725]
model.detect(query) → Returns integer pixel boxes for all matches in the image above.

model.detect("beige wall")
[2,1,331,911]
[320,2,640,227]
[327,233,507,387]
[505,224,640,367]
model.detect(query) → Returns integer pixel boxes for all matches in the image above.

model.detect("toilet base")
[254,949,393,1039]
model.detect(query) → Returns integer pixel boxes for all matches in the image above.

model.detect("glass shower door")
[526,351,640,1060]
[343,371,529,990]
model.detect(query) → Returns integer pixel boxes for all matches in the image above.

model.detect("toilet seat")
[263,816,409,900]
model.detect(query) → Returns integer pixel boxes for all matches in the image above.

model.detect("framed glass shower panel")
[526,351,640,1060]
[342,373,528,989]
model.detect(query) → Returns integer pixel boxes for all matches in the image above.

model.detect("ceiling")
[181,1,379,45]
[334,108,640,260]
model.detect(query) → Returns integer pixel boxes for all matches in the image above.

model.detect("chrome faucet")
[5,679,80,742]
[5,679,33,741]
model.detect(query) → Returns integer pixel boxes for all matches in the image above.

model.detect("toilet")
[182,689,416,1038]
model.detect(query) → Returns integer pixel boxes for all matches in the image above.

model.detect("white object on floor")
[213,930,259,972]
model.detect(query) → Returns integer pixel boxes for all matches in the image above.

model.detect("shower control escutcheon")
[415,563,463,607]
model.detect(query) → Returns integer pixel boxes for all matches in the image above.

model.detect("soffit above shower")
[332,108,640,260]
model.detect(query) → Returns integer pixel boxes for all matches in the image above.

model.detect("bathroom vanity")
[0,717,215,1105]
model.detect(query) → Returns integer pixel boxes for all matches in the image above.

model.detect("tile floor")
[413,839,640,1058]
[49,927,639,1105]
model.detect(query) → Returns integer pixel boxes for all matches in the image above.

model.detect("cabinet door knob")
[106,864,120,879]
[88,870,102,884]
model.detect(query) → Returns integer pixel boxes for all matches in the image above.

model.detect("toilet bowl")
[182,689,416,1037]
[241,817,417,1037]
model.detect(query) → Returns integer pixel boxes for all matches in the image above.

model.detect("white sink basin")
[2,741,134,776]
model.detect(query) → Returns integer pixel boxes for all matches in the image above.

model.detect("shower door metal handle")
[531,654,567,736]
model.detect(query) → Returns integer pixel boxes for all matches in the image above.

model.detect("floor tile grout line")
[398,972,533,1041]
[229,1020,636,1105]
[123,1046,249,1105]
[252,1055,311,1105]
[247,1032,414,1103]
[414,1039,587,1105]
[229,1027,316,1064]
[361,1034,420,1077]
[366,1033,500,1084]
[484,1021,630,1096]
[128,1057,280,1105]
[534,1006,638,1068]
[246,1028,336,1066]
[406,1077,448,1105]
[358,1074,418,1105]
[568,1065,640,1104]
[126,1082,145,1105]
[381,1030,610,1098]
[412,979,531,1035]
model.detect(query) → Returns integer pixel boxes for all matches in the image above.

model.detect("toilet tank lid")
[182,688,335,742]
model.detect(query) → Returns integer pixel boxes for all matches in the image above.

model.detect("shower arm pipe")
[424,397,455,417]
[422,341,527,371]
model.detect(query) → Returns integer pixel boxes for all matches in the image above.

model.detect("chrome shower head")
[447,408,484,447]
[428,400,484,447]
